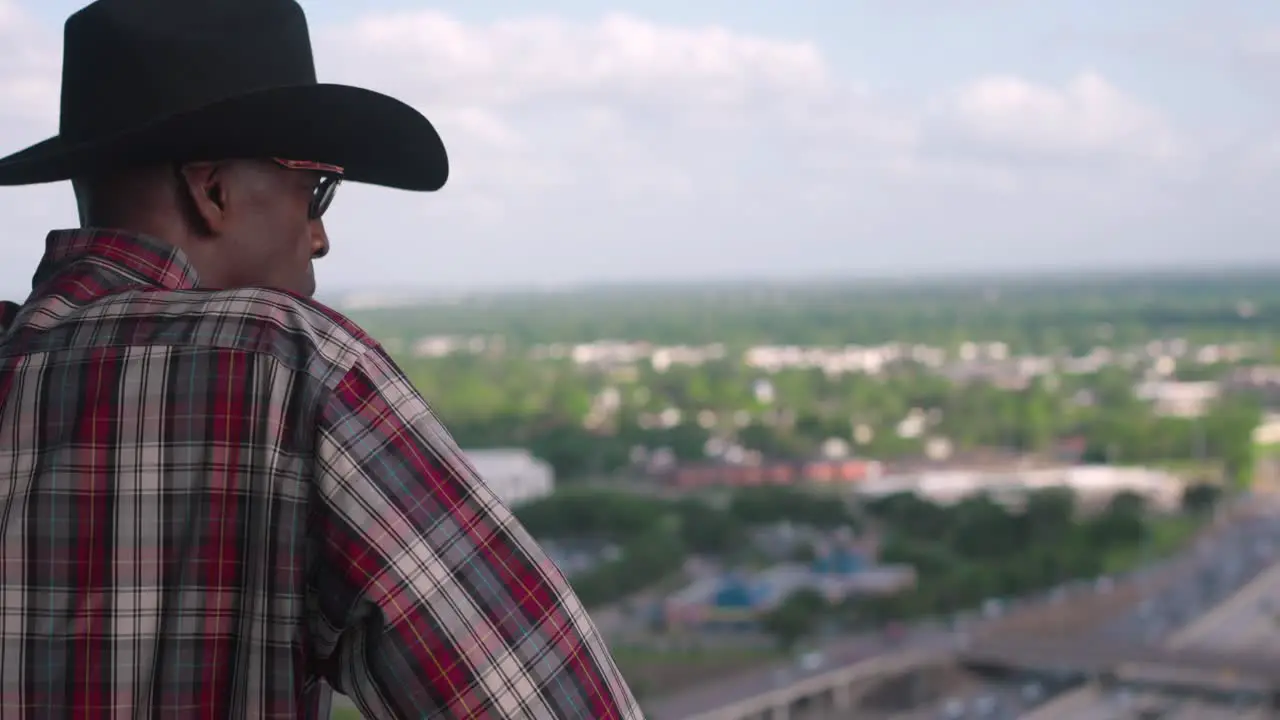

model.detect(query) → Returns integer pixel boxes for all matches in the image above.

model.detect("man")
[0,1,642,718]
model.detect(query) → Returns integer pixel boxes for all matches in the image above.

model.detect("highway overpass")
[960,637,1280,697]
[646,514,1280,719]
[646,645,953,720]
[647,635,1280,720]
[644,634,1280,719]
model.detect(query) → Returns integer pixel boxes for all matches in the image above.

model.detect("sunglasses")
[273,158,344,220]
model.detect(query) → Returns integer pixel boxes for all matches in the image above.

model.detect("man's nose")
[310,219,330,259]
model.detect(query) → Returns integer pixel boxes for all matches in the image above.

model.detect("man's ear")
[176,162,229,235]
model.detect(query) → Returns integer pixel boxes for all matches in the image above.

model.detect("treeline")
[350,273,1280,353]
[411,352,1262,486]
[357,274,1273,487]
[515,482,1223,613]
[757,483,1224,648]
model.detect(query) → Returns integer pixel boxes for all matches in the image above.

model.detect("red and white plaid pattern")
[0,229,641,719]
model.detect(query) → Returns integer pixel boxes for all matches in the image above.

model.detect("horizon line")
[320,261,1280,301]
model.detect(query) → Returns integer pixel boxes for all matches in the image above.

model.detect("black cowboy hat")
[0,0,447,191]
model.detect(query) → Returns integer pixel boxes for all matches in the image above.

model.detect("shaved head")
[72,159,331,296]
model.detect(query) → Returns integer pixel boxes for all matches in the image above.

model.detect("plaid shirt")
[0,230,641,719]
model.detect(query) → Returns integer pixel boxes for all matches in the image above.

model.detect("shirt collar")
[31,228,201,294]
[1,229,200,338]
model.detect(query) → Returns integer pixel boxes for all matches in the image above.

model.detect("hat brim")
[0,83,448,191]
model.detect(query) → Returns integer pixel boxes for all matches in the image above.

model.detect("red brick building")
[666,458,882,490]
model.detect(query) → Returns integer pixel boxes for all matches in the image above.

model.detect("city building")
[1254,413,1280,447]
[856,465,1183,510]
[1133,380,1221,417]
[464,448,555,507]
[1225,366,1280,408]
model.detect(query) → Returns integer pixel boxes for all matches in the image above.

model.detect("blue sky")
[2,0,1280,295]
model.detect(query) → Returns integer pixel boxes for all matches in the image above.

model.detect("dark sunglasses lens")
[311,176,340,219]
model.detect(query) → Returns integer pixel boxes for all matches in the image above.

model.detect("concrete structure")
[647,643,955,720]
[960,637,1280,691]
[648,635,1280,720]
[1019,558,1280,720]
[649,629,1280,719]
[1015,685,1272,720]
[856,464,1183,510]
[464,448,554,507]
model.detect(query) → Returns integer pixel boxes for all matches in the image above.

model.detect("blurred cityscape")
[329,274,1280,719]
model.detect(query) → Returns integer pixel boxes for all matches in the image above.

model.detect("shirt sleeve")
[308,344,643,719]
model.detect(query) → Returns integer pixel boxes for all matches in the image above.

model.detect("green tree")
[760,588,827,650]
[673,499,746,555]
[1205,397,1262,488]
[1181,483,1222,514]
[729,486,858,529]
[1017,381,1057,452]
[1024,487,1077,545]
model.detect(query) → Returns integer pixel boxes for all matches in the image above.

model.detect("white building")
[1134,380,1221,418]
[464,448,555,507]
[856,465,1183,511]
[1254,413,1280,447]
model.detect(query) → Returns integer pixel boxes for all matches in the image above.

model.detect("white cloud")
[1241,28,1280,59]
[886,155,1021,195]
[311,11,1203,232]
[307,10,934,261]
[941,72,1181,162]
[0,3,1274,294]
[330,12,834,110]
[0,0,57,124]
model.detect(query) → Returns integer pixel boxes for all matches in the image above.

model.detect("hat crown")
[60,0,317,142]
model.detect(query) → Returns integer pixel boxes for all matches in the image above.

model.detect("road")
[895,499,1280,720]
[1164,558,1280,653]
[1023,556,1280,719]
[643,630,950,719]
[1021,685,1268,720]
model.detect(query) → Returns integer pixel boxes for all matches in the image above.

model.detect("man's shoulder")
[108,286,383,385]
[194,286,376,347]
